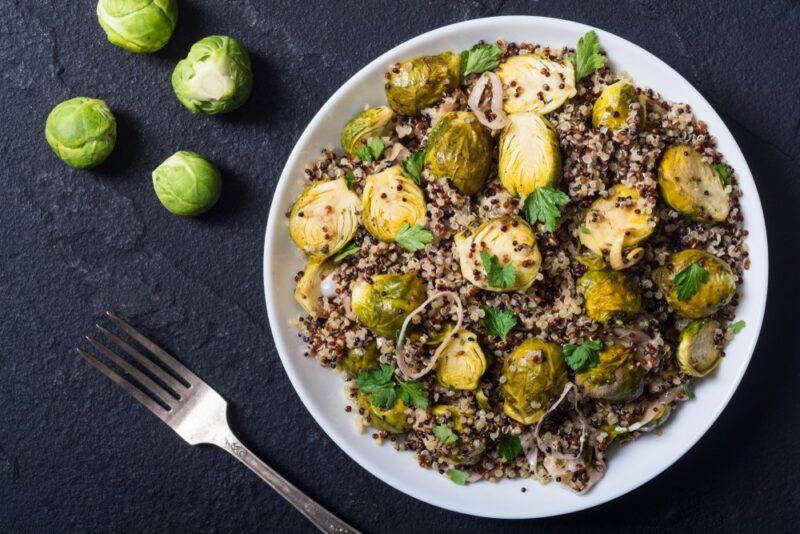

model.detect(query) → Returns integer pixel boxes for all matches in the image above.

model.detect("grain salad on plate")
[285,30,749,494]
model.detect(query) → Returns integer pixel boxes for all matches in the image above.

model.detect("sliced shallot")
[468,72,507,130]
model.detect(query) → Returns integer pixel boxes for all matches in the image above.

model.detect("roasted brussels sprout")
[288,178,361,258]
[338,342,379,377]
[435,330,488,390]
[502,339,568,424]
[362,166,426,242]
[351,273,426,337]
[578,270,641,323]
[340,106,395,158]
[385,52,462,116]
[152,151,221,216]
[579,184,654,270]
[676,319,723,377]
[454,217,541,292]
[45,97,116,169]
[97,0,178,53]
[575,343,644,402]
[424,111,493,195]
[498,112,562,198]
[653,249,736,318]
[294,258,335,317]
[495,55,577,114]
[592,80,646,132]
[357,391,411,433]
[658,145,730,223]
[172,36,253,115]
[432,405,464,431]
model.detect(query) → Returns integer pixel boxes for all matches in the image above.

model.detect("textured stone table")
[1,1,798,532]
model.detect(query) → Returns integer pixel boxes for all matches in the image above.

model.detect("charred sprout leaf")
[482,306,517,341]
[355,145,373,162]
[574,30,605,79]
[716,163,731,186]
[395,224,433,252]
[674,263,710,301]
[563,339,602,373]
[332,242,359,262]
[497,435,524,461]
[433,424,458,445]
[401,150,425,184]
[729,319,746,334]
[344,171,355,189]
[523,186,570,231]
[398,380,429,408]
[460,43,503,76]
[368,137,385,160]
[480,252,516,289]
[445,468,470,485]
[683,380,696,400]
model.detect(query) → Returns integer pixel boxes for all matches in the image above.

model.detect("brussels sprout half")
[97,0,178,53]
[676,319,723,377]
[152,151,221,216]
[498,112,562,198]
[435,329,488,391]
[502,338,568,425]
[424,111,493,195]
[578,270,642,323]
[351,273,426,337]
[357,391,411,433]
[385,52,462,116]
[341,106,395,159]
[362,166,426,242]
[337,342,379,378]
[45,97,117,169]
[294,257,335,317]
[592,80,647,132]
[658,145,730,223]
[653,249,736,318]
[575,343,644,403]
[495,55,577,114]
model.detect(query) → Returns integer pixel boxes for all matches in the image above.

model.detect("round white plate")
[263,16,768,518]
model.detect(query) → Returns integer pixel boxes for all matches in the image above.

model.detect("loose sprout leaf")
[563,339,602,372]
[433,424,458,445]
[460,43,503,76]
[367,137,386,160]
[355,145,373,162]
[715,164,731,186]
[395,224,433,252]
[333,241,359,262]
[574,30,606,79]
[579,225,590,234]
[497,435,524,461]
[445,468,470,485]
[523,186,570,232]
[683,380,696,400]
[674,263,710,301]
[482,305,517,341]
[398,380,429,409]
[729,319,746,334]
[401,150,425,184]
[344,171,356,189]
[480,252,517,289]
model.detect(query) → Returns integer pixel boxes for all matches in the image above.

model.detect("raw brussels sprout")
[495,55,577,114]
[357,391,411,433]
[502,338,568,424]
[579,184,654,270]
[362,166,426,242]
[575,344,644,402]
[435,329,488,390]
[592,80,646,132]
[337,342,379,378]
[676,319,723,377]
[424,111,493,195]
[97,0,178,53]
[385,52,462,116]
[172,36,253,115]
[351,273,426,337]
[294,258,335,317]
[498,112,562,198]
[341,106,395,158]
[288,178,361,258]
[578,270,641,323]
[152,151,221,216]
[658,145,730,223]
[45,97,116,169]
[454,217,541,292]
[653,249,736,318]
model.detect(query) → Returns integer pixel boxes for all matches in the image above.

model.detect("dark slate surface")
[1,0,798,532]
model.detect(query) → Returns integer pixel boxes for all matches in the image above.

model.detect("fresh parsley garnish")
[398,380,429,409]
[573,30,606,80]
[523,186,570,232]
[332,242,359,262]
[482,305,517,341]
[480,252,516,289]
[401,150,425,184]
[674,263,710,301]
[445,468,470,485]
[579,225,590,234]
[355,145,372,162]
[355,137,386,162]
[395,224,433,252]
[433,424,458,445]
[683,380,696,400]
[729,319,746,334]
[355,364,429,409]
[460,43,503,76]
[563,339,602,373]
[343,171,356,189]
[497,435,524,461]
[715,163,731,186]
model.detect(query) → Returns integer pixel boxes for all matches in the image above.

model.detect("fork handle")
[219,434,360,533]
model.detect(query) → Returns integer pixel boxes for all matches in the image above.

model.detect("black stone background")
[1,0,798,532]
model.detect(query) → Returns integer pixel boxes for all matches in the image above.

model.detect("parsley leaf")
[343,171,356,189]
[367,137,385,160]
[397,380,429,409]
[332,242,359,262]
[574,30,606,80]
[355,364,396,408]
[563,339,602,373]
[579,225,590,234]
[523,186,570,232]
[401,150,425,184]
[715,163,731,186]
[395,224,433,252]
[729,319,746,334]
[355,145,372,162]
[482,305,517,341]
[460,43,503,76]
[371,386,397,409]
[674,263,710,301]
[497,435,524,461]
[683,380,696,400]
[433,424,458,445]
[480,252,517,289]
[445,468,470,485]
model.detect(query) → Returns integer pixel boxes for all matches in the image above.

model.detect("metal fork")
[76,311,359,534]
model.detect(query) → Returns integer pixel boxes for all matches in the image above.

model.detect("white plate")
[263,16,768,518]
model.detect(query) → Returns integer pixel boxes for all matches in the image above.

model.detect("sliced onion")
[609,233,644,270]
[468,72,507,130]
[616,385,687,433]
[608,328,652,345]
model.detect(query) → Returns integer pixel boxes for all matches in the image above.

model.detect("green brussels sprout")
[575,343,644,402]
[575,248,608,271]
[592,80,647,132]
[152,151,221,216]
[385,52,462,116]
[454,217,541,292]
[498,112,562,198]
[351,273,426,337]
[337,343,379,378]
[357,391,411,433]
[435,329,488,390]
[45,97,116,169]
[653,249,737,318]
[578,270,641,323]
[676,319,723,377]
[431,405,486,465]
[495,55,577,114]
[172,36,253,115]
[658,145,730,223]
[96,0,178,53]
[424,111,493,195]
[579,184,654,270]
[294,257,335,317]
[362,166,426,242]
[502,338,568,425]
[341,106,395,158]
[288,178,361,258]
